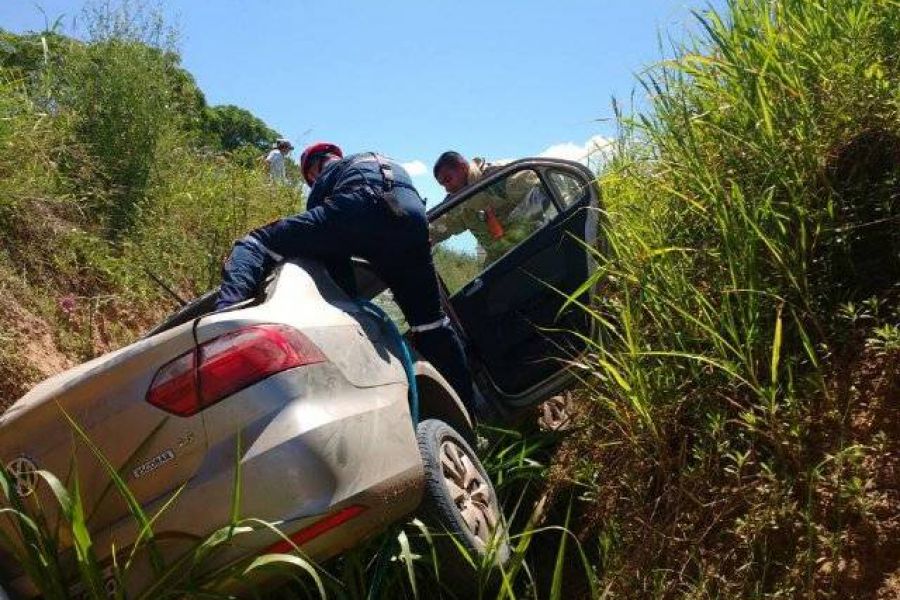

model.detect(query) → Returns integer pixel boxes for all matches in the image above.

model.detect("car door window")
[430,168,559,294]
[547,169,592,208]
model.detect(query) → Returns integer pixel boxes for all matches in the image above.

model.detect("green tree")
[61,36,175,236]
[164,51,208,134]
[202,104,279,152]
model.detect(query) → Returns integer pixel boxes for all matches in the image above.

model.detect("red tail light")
[147,325,326,417]
[146,350,198,417]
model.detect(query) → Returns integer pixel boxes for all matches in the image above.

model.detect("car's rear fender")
[59,363,424,599]
[414,361,474,444]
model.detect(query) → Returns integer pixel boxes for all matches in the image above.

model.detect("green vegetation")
[433,245,484,295]
[2,0,900,597]
[0,3,298,401]
[558,0,900,596]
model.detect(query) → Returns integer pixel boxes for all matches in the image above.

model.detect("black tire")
[416,419,509,596]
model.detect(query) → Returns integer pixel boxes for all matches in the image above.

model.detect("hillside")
[544,0,900,597]
[0,15,299,407]
[0,0,898,598]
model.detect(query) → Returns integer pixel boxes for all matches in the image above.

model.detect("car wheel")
[537,392,576,432]
[416,419,509,593]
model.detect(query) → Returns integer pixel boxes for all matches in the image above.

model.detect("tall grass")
[0,3,301,385]
[565,0,900,596]
[38,1,178,237]
[0,409,330,599]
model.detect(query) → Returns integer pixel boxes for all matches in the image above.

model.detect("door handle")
[464,277,484,296]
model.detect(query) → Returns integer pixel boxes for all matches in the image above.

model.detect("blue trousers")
[217,188,474,409]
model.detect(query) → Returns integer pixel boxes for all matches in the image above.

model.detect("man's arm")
[497,170,541,220]
[429,202,468,245]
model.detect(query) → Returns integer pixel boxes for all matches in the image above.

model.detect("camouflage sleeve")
[429,204,466,243]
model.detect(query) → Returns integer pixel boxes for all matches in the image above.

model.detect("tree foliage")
[202,104,279,152]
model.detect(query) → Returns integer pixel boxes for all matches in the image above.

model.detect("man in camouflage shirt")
[431,151,544,265]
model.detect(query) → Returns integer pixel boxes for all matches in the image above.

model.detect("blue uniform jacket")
[248,153,426,261]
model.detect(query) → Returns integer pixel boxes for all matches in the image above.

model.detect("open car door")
[428,158,603,409]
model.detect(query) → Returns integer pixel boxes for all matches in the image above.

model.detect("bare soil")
[824,346,900,599]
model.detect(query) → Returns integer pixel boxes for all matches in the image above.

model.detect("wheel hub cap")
[439,439,498,548]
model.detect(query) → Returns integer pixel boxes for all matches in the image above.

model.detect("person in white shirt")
[264,138,293,183]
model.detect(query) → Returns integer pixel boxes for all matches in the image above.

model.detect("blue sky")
[2,0,721,204]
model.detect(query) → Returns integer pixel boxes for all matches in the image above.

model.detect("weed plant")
[563,0,900,596]
[0,3,299,398]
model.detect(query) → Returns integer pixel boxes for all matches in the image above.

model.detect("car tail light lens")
[147,325,325,417]
[146,350,198,417]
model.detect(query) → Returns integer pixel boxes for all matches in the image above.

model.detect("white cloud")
[401,160,427,177]
[538,134,613,167]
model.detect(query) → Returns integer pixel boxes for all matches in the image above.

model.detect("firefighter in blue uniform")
[216,142,481,417]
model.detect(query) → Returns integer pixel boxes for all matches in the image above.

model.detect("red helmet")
[300,142,343,185]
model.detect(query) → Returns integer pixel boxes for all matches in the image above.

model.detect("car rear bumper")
[6,363,425,598]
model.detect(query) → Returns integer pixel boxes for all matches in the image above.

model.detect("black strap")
[371,153,405,217]
[329,154,418,217]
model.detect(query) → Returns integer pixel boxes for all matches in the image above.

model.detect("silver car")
[0,157,600,597]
